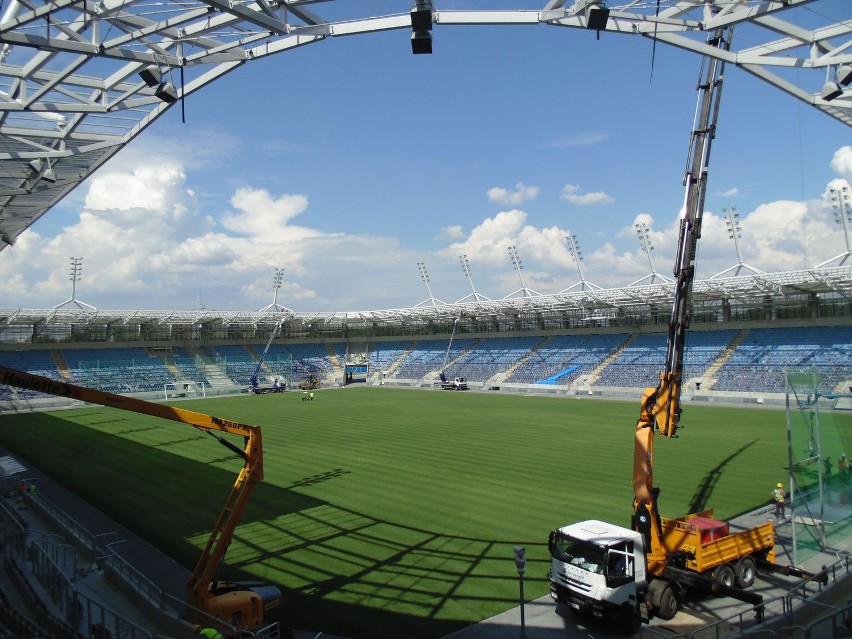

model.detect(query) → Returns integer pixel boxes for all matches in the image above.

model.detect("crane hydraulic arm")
[250,322,281,391]
[633,28,731,574]
[0,366,280,630]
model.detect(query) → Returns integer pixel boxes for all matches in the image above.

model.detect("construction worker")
[192,625,224,639]
[771,482,786,520]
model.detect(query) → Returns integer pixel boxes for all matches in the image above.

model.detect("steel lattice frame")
[0,264,850,331]
[0,0,849,249]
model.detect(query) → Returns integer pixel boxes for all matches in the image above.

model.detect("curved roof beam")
[0,0,848,250]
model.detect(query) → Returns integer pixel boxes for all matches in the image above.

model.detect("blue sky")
[1,10,850,312]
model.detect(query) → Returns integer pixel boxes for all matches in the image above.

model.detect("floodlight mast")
[505,246,539,298]
[710,207,764,278]
[561,233,600,292]
[629,223,672,286]
[416,261,445,307]
[259,267,291,313]
[53,257,96,311]
[816,186,852,267]
[456,254,491,303]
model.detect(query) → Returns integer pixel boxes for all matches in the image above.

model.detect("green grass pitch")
[0,387,801,638]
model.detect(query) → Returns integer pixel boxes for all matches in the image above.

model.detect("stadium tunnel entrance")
[345,365,367,385]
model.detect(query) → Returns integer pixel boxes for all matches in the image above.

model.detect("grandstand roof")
[2,265,850,329]
[0,0,849,251]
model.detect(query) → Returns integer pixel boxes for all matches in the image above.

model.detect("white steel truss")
[1,265,850,329]
[0,0,849,249]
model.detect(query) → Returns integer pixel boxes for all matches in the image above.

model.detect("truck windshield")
[551,535,605,575]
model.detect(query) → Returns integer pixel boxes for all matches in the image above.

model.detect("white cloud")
[487,183,540,206]
[222,187,312,238]
[830,146,852,180]
[437,225,465,241]
[560,184,615,206]
[85,163,194,219]
[3,144,851,312]
[719,187,740,197]
[543,132,609,148]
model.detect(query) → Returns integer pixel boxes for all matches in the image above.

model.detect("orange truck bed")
[661,509,776,574]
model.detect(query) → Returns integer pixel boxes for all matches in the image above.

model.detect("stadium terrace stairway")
[700,329,748,391]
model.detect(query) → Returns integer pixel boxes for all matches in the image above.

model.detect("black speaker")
[411,31,432,55]
[586,6,610,31]
[139,65,161,87]
[155,81,179,104]
[410,6,432,32]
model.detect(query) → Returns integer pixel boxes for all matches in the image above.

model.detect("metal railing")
[682,555,852,639]
[2,489,286,638]
[0,493,156,639]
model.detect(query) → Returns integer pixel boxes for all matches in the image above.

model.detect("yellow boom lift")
[0,366,281,633]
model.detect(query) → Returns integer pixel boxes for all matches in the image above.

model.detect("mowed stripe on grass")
[0,387,791,638]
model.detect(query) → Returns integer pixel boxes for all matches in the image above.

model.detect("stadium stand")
[593,329,740,389]
[505,333,629,385]
[446,336,542,384]
[712,326,852,394]
[2,325,852,403]
[394,338,478,380]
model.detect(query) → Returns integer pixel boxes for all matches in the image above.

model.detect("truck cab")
[548,520,646,632]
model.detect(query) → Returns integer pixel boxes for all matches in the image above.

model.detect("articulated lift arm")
[0,366,273,629]
[250,322,281,390]
[633,28,731,574]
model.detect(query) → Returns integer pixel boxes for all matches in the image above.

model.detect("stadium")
[1,258,852,639]
[0,1,851,639]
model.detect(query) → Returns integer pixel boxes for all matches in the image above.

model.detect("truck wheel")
[619,603,641,635]
[713,564,735,591]
[735,556,756,588]
[656,586,679,621]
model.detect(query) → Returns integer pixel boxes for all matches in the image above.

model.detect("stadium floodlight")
[817,187,852,267]
[415,261,444,307]
[504,246,539,298]
[629,222,672,286]
[711,207,763,278]
[837,64,852,87]
[53,256,96,310]
[259,266,291,313]
[456,254,491,303]
[561,233,600,292]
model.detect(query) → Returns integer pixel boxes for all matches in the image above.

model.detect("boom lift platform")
[0,366,283,634]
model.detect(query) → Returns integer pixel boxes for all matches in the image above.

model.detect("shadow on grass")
[687,440,758,514]
[0,412,544,639]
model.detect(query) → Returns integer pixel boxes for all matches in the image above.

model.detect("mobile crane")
[547,28,807,632]
[0,366,282,633]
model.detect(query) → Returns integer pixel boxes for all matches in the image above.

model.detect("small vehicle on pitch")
[438,372,468,390]
[299,374,322,390]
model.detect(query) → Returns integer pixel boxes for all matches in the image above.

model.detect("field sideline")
[0,387,796,638]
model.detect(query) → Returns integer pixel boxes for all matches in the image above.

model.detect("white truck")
[548,520,648,633]
[548,515,786,633]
